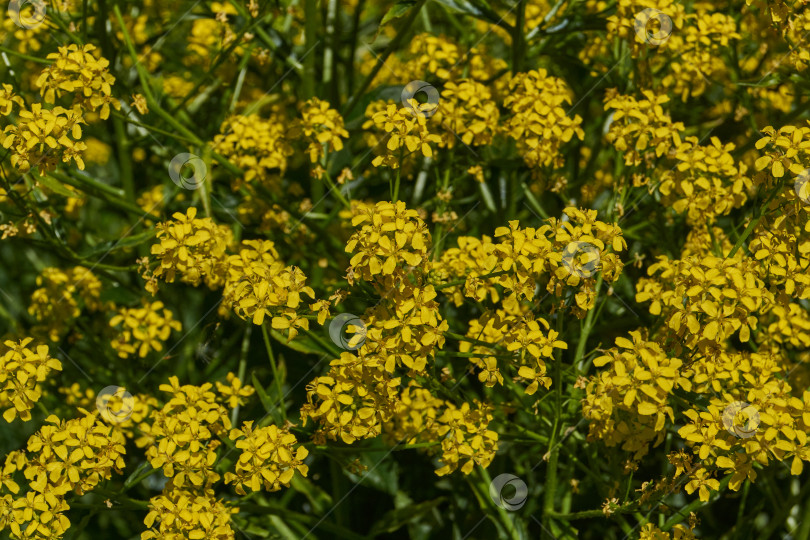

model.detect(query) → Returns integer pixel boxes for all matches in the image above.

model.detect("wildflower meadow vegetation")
[1,0,810,538]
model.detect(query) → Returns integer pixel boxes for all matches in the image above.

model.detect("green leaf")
[381,0,417,26]
[82,229,157,258]
[291,474,334,515]
[429,0,484,17]
[123,461,153,489]
[342,446,399,495]
[39,175,81,198]
[369,497,447,536]
[251,373,283,425]
[269,328,324,355]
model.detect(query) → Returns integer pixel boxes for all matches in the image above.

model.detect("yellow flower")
[151,207,233,289]
[2,103,87,173]
[37,44,120,120]
[290,97,349,163]
[212,112,293,187]
[504,69,584,169]
[604,90,683,167]
[109,301,182,358]
[225,422,309,494]
[0,339,61,423]
[433,80,500,148]
[363,102,441,168]
[215,372,255,409]
[345,200,431,283]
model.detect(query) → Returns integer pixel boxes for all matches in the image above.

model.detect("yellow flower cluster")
[187,2,240,64]
[150,213,318,338]
[661,11,740,100]
[399,34,461,81]
[2,103,86,173]
[659,136,752,224]
[504,69,584,169]
[224,239,315,333]
[369,33,506,91]
[0,3,48,54]
[639,522,697,540]
[301,350,401,444]
[432,401,498,476]
[0,43,119,175]
[216,371,256,408]
[347,201,449,371]
[437,208,625,316]
[433,80,500,148]
[677,351,810,495]
[0,339,61,422]
[225,422,309,494]
[607,0,685,51]
[363,102,441,168]
[36,44,120,120]
[28,266,105,341]
[26,414,127,495]
[142,487,237,540]
[136,376,230,485]
[120,373,287,538]
[109,301,183,358]
[437,235,500,306]
[212,113,293,185]
[636,251,769,353]
[290,97,349,163]
[303,202,452,441]
[385,384,499,475]
[491,207,625,311]
[345,200,430,283]
[754,124,810,180]
[583,331,690,459]
[459,298,567,393]
[604,90,684,167]
[151,207,233,289]
[0,84,23,117]
[0,412,126,540]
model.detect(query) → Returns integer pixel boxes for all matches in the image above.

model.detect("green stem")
[512,0,526,73]
[49,171,160,221]
[231,325,252,427]
[432,270,509,289]
[0,46,51,64]
[547,504,637,520]
[728,179,783,258]
[393,164,402,202]
[543,311,565,525]
[262,324,286,422]
[303,0,318,99]
[342,0,427,117]
[573,274,603,372]
[110,111,198,145]
[113,115,135,201]
[322,168,351,209]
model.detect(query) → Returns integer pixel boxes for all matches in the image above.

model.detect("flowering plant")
[1,0,810,538]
